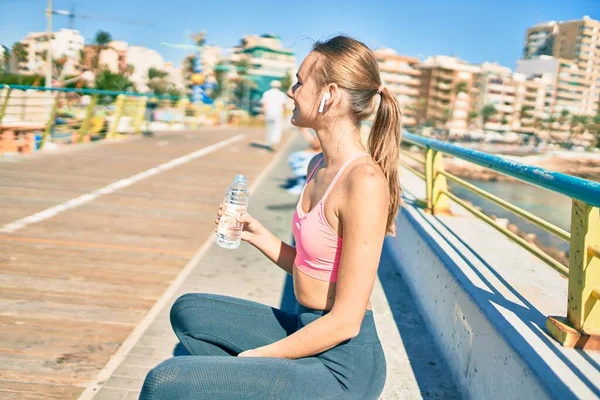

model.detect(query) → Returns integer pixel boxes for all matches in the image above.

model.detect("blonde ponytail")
[368,87,402,235]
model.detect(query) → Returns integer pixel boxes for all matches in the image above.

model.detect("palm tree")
[454,81,468,95]
[95,69,135,92]
[2,46,11,72]
[92,30,113,71]
[520,105,534,120]
[125,64,135,77]
[148,67,168,80]
[481,104,498,129]
[590,113,600,148]
[147,67,171,95]
[12,42,28,68]
[467,110,478,127]
[533,117,545,135]
[233,58,252,111]
[94,30,113,47]
[569,115,588,139]
[546,115,558,140]
[558,109,570,127]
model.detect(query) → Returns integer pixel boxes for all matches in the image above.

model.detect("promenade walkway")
[0,127,459,399]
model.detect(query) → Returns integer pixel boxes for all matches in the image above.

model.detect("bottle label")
[217,203,246,237]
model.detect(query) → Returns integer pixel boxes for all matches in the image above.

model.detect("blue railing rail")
[403,132,600,207]
[397,130,600,349]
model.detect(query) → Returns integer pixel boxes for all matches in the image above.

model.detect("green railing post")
[0,87,12,125]
[547,201,600,349]
[133,96,147,135]
[40,94,60,150]
[108,94,125,139]
[77,95,98,143]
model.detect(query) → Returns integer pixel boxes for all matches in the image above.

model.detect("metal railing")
[0,85,229,153]
[399,132,600,347]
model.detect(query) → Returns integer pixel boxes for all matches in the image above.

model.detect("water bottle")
[216,175,249,249]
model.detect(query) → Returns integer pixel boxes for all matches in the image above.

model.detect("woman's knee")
[140,358,185,399]
[171,293,208,331]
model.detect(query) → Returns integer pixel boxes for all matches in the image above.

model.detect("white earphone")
[318,92,331,113]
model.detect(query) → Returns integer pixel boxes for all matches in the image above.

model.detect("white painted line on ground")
[0,135,245,234]
[78,131,298,400]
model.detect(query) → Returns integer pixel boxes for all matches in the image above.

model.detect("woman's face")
[287,52,324,128]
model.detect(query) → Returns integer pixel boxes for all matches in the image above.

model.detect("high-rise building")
[521,16,600,117]
[417,55,480,132]
[374,48,421,127]
[523,22,560,59]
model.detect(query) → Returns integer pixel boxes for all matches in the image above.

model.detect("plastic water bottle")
[216,175,249,249]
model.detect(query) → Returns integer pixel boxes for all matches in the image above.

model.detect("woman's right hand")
[215,203,265,245]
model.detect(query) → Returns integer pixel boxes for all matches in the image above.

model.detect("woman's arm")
[243,225,296,275]
[241,162,389,359]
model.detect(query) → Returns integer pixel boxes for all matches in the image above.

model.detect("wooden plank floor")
[0,127,285,399]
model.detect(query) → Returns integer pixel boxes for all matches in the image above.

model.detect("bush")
[0,73,46,86]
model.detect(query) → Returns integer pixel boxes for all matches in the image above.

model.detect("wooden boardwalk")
[0,127,283,399]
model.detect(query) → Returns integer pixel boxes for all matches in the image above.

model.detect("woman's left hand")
[238,349,260,357]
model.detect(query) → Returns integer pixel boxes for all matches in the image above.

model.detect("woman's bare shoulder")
[344,159,388,200]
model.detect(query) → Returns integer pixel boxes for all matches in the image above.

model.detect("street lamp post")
[45,0,53,88]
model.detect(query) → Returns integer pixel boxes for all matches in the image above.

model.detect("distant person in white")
[261,80,288,151]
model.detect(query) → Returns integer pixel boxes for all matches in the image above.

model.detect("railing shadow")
[378,240,462,398]
[408,202,600,397]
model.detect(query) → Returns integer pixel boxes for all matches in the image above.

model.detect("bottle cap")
[234,175,247,182]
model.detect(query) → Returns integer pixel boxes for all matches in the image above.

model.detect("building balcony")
[391,87,420,97]
[488,83,515,93]
[496,104,514,113]
[432,91,452,101]
[380,64,421,77]
[383,74,421,86]
[556,90,584,100]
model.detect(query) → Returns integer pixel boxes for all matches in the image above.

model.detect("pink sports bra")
[292,152,370,282]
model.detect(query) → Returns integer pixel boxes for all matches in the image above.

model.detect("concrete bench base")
[389,168,600,400]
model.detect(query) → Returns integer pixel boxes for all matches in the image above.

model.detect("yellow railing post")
[0,87,12,125]
[547,201,600,349]
[425,148,434,211]
[77,95,97,143]
[107,94,125,139]
[429,150,451,214]
[132,96,147,135]
[40,94,60,150]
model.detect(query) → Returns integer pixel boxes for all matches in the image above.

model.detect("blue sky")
[0,0,598,69]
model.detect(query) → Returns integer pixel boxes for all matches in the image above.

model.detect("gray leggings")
[139,293,387,399]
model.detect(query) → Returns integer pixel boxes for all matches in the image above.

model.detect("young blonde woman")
[140,35,402,400]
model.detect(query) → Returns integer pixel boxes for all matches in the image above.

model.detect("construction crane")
[52,4,156,30]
